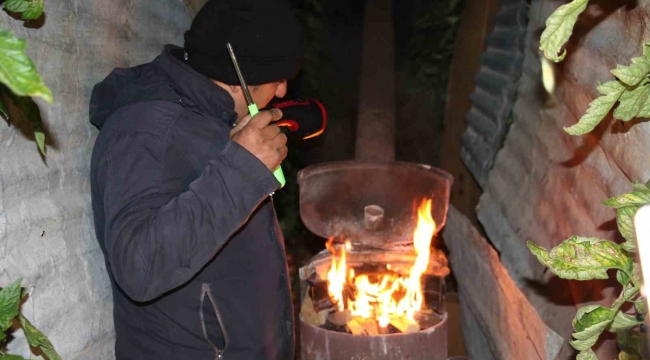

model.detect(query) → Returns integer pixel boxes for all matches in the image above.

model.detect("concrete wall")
[0,2,190,358]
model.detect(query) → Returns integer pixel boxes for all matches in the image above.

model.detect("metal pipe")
[354,0,396,162]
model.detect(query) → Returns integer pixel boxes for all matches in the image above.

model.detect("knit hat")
[184,0,303,85]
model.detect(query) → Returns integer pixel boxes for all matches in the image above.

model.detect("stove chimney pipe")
[354,0,396,162]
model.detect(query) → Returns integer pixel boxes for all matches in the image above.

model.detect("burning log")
[307,273,337,311]
[389,316,420,334]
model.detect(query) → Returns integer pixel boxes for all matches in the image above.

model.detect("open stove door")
[298,161,452,249]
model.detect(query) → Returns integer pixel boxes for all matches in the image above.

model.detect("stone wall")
[471,0,650,358]
[0,2,190,358]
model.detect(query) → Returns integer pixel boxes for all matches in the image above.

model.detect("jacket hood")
[89,45,237,130]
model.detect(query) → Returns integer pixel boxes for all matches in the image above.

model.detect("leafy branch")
[0,0,51,155]
[0,279,61,360]
[564,47,650,136]
[528,180,650,359]
[539,0,650,137]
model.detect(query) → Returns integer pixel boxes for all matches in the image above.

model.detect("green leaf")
[571,324,609,351]
[0,278,23,333]
[577,349,598,360]
[570,305,614,351]
[617,269,630,286]
[633,180,650,191]
[0,355,30,360]
[0,31,52,103]
[3,0,44,20]
[617,330,645,356]
[609,311,643,332]
[617,205,639,250]
[634,298,646,314]
[632,180,650,192]
[527,237,632,281]
[619,351,642,360]
[613,83,650,121]
[603,190,650,209]
[539,0,589,62]
[611,56,650,87]
[637,94,650,118]
[34,129,45,156]
[564,80,625,135]
[19,314,62,360]
[622,282,640,300]
[573,305,615,332]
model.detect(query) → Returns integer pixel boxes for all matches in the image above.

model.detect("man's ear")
[274,80,287,98]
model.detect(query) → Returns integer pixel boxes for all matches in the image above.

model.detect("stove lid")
[298,161,453,249]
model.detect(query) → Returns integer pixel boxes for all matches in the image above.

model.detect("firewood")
[309,278,336,311]
[357,317,379,335]
[327,309,352,326]
[389,316,420,334]
[301,294,323,326]
[345,316,380,336]
[346,317,365,335]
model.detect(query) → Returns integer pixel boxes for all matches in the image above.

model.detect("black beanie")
[184,0,303,85]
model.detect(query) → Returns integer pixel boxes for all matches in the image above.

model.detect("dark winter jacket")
[89,45,294,360]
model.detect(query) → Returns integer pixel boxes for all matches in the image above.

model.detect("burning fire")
[325,198,437,328]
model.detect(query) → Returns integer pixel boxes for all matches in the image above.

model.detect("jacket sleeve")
[102,131,279,302]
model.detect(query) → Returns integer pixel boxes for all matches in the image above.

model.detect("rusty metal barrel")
[300,316,448,360]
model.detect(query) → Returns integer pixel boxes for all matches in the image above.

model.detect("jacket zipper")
[213,300,228,360]
[200,283,229,360]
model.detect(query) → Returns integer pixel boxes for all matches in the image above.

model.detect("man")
[89,0,302,358]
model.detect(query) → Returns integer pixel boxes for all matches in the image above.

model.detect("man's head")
[216,80,288,121]
[183,0,302,119]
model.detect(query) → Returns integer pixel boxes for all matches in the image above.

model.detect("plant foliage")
[0,2,57,358]
[528,182,648,359]
[0,0,52,154]
[0,31,51,103]
[0,279,61,360]
[535,0,650,341]
[563,49,650,135]
[3,0,44,20]
[540,0,650,135]
[539,0,588,62]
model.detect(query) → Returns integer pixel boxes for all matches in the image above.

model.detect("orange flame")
[326,238,347,311]
[326,199,437,327]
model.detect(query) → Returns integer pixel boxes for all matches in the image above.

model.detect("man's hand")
[230,108,288,171]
